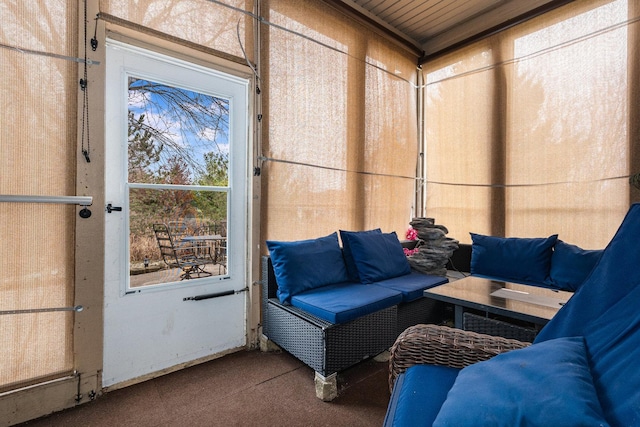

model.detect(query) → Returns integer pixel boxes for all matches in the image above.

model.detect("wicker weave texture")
[324,306,397,374]
[388,324,530,392]
[463,312,536,343]
[264,302,327,372]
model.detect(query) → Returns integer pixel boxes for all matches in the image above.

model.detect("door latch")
[105,203,122,213]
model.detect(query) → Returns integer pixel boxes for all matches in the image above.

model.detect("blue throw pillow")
[340,229,382,281]
[342,231,411,284]
[470,233,558,285]
[433,336,609,427]
[546,240,603,291]
[266,232,349,304]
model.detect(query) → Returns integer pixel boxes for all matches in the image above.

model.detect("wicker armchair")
[388,324,530,392]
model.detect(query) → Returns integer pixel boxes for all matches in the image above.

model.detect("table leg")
[454,305,464,329]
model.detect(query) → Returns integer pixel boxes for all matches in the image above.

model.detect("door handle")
[106,203,123,213]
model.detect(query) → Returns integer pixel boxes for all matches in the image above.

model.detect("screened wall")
[423,0,640,249]
[260,0,420,242]
[99,0,255,64]
[0,1,78,392]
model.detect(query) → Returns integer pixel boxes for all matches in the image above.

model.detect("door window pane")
[127,77,229,287]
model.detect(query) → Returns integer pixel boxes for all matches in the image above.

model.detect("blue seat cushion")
[384,365,460,427]
[470,233,558,285]
[266,232,349,304]
[341,231,411,284]
[373,272,448,302]
[433,336,608,427]
[545,240,603,291]
[290,282,402,324]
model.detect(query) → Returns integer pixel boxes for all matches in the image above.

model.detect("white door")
[103,40,249,387]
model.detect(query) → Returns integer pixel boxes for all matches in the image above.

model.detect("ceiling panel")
[333,0,571,59]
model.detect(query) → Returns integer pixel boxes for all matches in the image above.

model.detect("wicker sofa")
[261,230,449,400]
[445,232,604,342]
[384,204,640,426]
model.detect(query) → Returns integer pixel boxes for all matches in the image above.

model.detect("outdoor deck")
[130,263,227,287]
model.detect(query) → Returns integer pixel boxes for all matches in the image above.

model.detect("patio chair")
[152,223,214,280]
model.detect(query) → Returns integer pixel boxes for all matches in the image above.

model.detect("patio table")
[423,276,573,340]
[182,234,226,264]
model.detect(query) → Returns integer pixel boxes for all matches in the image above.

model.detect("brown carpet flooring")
[21,349,391,426]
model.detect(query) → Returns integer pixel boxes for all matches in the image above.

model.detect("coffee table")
[423,276,573,338]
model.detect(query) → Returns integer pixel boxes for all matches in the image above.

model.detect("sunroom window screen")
[261,0,419,242]
[424,0,640,249]
[100,0,255,63]
[0,2,77,390]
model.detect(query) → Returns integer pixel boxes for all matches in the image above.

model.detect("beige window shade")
[261,0,419,242]
[99,0,255,63]
[0,204,75,390]
[424,0,640,248]
[0,3,77,391]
